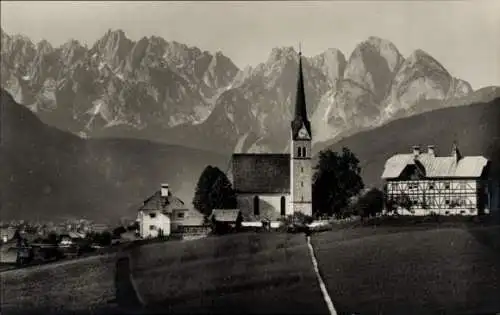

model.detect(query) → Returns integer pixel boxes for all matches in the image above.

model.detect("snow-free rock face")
[309,48,346,89]
[344,37,404,102]
[2,28,493,155]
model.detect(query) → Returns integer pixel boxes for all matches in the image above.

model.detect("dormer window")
[149,212,156,219]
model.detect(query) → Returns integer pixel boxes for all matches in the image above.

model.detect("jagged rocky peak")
[59,39,87,65]
[163,40,204,65]
[91,29,134,67]
[204,50,239,88]
[344,36,404,101]
[310,48,346,88]
[36,39,54,54]
[405,49,449,74]
[387,48,471,111]
[267,46,298,64]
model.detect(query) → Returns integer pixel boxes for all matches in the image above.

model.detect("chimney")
[427,145,436,157]
[412,145,421,157]
[160,183,170,197]
[451,142,462,162]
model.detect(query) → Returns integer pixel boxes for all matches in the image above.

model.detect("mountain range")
[3,28,498,155]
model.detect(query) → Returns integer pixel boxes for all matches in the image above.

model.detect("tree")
[193,165,237,216]
[356,188,385,218]
[312,147,364,218]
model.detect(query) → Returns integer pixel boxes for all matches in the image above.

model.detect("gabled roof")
[382,153,488,179]
[139,190,186,213]
[210,209,241,222]
[232,154,290,194]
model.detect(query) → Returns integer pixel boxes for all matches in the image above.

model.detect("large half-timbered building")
[382,144,492,216]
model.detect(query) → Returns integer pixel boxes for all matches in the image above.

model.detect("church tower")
[290,50,313,217]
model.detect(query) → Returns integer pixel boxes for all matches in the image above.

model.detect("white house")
[137,184,189,238]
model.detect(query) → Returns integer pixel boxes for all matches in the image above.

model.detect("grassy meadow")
[0,254,117,315]
[311,225,500,315]
[129,233,329,314]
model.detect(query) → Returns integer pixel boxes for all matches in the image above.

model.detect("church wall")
[236,193,291,221]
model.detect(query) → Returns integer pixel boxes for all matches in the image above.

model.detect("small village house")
[382,143,495,216]
[137,183,189,238]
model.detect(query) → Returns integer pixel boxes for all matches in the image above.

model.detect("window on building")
[445,199,450,205]
[301,167,304,172]
[302,147,306,157]
[280,196,286,216]
[301,181,303,187]
[149,225,156,231]
[149,212,156,219]
[445,183,450,189]
[428,183,434,190]
[297,147,301,157]
[253,196,260,216]
[177,212,185,219]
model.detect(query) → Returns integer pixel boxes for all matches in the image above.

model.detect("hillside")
[3,29,496,155]
[322,96,500,188]
[0,89,227,222]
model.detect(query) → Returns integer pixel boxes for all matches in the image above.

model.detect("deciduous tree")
[193,165,237,216]
[312,147,364,217]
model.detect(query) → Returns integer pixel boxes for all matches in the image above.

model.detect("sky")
[1,1,499,89]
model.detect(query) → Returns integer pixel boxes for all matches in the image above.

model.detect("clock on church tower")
[298,126,310,139]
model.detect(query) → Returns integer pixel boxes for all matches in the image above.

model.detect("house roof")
[382,153,488,179]
[210,209,241,222]
[139,190,186,213]
[232,154,290,193]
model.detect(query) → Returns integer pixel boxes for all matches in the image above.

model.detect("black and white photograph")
[1,1,499,314]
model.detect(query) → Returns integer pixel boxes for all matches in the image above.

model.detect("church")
[231,50,313,221]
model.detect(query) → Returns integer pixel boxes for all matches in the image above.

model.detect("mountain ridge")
[2,28,497,156]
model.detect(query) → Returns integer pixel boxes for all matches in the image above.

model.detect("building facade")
[382,144,491,216]
[137,184,189,238]
[231,51,313,220]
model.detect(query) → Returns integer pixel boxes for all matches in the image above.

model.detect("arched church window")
[253,196,260,216]
[280,196,286,216]
[302,147,306,157]
[297,147,301,157]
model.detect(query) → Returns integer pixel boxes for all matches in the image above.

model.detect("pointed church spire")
[291,47,311,139]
